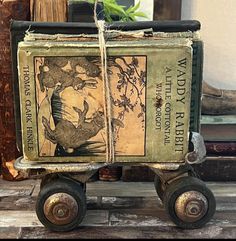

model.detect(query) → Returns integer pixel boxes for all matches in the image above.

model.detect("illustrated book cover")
[17,35,193,164]
[11,20,201,153]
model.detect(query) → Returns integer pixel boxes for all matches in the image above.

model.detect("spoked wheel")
[154,175,166,202]
[36,178,86,232]
[164,176,216,229]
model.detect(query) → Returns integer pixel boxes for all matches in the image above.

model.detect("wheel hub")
[43,193,78,225]
[175,191,208,223]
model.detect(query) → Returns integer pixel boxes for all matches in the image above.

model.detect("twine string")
[94,0,115,163]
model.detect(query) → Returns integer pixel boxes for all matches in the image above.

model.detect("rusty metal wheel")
[163,176,216,229]
[36,178,86,232]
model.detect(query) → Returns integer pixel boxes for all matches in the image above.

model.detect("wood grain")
[0,0,30,181]
[30,0,67,22]
[0,179,236,238]
[0,227,21,239]
[18,226,236,239]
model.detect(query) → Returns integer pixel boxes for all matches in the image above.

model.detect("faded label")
[22,65,34,152]
[152,53,192,162]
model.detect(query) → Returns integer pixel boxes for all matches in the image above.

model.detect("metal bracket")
[185,132,206,165]
[151,163,198,184]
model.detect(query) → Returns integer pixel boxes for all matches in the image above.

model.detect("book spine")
[189,41,203,132]
[205,142,236,156]
[200,123,236,142]
[0,0,30,180]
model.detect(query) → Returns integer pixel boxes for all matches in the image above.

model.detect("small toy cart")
[11,20,216,231]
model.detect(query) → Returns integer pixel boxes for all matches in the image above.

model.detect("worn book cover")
[11,20,201,154]
[17,36,193,164]
[205,141,236,156]
[201,115,236,141]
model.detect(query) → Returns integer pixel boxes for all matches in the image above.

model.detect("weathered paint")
[18,38,193,164]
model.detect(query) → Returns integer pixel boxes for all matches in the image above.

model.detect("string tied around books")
[94,0,115,164]
[92,1,153,164]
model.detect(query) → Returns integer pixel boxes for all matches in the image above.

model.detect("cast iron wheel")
[163,176,216,229]
[154,175,166,201]
[36,178,86,232]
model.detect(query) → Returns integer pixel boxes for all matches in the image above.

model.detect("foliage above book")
[87,0,148,22]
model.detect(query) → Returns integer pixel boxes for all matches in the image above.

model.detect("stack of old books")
[11,20,200,168]
[201,115,236,156]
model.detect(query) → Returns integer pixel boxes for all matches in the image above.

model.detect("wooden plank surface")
[2,179,236,197]
[0,210,109,227]
[16,226,236,239]
[0,227,22,239]
[1,179,236,239]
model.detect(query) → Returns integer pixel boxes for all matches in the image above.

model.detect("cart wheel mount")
[164,176,216,229]
[154,175,166,201]
[36,178,86,232]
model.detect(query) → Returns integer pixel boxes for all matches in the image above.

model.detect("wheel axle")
[175,191,208,223]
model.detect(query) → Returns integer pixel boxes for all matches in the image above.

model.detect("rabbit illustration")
[42,100,124,153]
[44,57,101,78]
[38,63,98,93]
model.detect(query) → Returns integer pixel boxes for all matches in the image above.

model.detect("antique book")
[17,32,193,164]
[205,141,236,156]
[0,0,30,180]
[189,40,203,133]
[192,158,236,181]
[11,20,201,154]
[200,115,236,141]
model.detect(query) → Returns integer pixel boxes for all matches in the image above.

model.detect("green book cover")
[17,36,193,164]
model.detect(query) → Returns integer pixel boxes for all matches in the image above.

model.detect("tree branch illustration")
[108,56,146,138]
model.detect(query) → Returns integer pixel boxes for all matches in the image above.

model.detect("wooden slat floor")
[0,179,236,239]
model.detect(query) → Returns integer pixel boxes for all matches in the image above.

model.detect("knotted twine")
[94,0,115,163]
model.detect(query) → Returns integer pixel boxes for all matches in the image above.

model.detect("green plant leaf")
[133,11,148,18]
[128,13,138,21]
[86,0,147,22]
[126,1,140,14]
[104,1,126,15]
[87,0,95,4]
